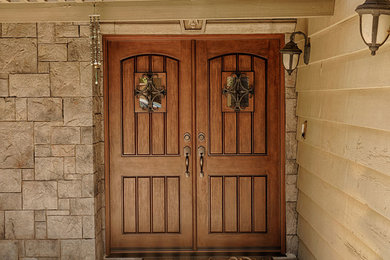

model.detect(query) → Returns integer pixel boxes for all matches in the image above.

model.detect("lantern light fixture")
[280,31,311,75]
[355,0,390,55]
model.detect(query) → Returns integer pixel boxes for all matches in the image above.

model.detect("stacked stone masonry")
[0,22,105,260]
[0,22,297,259]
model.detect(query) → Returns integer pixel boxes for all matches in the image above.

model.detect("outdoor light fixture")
[356,0,390,55]
[89,14,101,86]
[280,31,310,75]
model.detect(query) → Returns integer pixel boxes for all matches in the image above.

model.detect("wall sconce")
[356,0,390,55]
[89,14,101,86]
[280,31,311,75]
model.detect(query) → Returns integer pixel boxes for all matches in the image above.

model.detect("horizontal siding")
[298,192,380,260]
[298,142,390,221]
[296,1,390,259]
[298,216,342,259]
[298,169,390,257]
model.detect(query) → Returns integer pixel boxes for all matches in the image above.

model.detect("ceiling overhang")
[0,0,335,22]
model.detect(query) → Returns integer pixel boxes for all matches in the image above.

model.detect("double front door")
[105,35,285,256]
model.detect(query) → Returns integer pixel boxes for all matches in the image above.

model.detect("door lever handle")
[198,146,205,178]
[184,146,191,177]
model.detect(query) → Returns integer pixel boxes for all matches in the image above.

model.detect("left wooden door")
[106,38,194,253]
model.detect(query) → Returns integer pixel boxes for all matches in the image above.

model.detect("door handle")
[184,146,191,177]
[198,146,205,178]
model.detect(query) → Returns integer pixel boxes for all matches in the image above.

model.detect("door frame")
[103,34,286,257]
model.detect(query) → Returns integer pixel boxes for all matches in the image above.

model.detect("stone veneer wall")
[0,21,297,259]
[0,22,104,259]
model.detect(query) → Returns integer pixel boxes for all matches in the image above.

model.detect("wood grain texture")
[124,178,136,232]
[239,177,252,232]
[209,58,223,154]
[122,58,136,155]
[224,177,238,232]
[210,177,223,232]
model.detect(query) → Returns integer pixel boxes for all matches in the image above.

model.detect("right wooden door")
[195,37,284,251]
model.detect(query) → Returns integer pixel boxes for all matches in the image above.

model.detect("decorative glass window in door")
[222,72,254,112]
[134,73,167,112]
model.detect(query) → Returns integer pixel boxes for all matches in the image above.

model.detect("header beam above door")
[0,0,334,23]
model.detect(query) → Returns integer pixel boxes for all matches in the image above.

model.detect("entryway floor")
[104,255,297,260]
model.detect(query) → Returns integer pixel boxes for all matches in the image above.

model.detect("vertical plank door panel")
[137,113,150,155]
[152,177,166,232]
[253,57,266,154]
[138,177,151,233]
[224,177,238,232]
[238,113,252,154]
[209,58,223,154]
[123,178,136,233]
[122,58,136,155]
[167,177,180,233]
[166,58,179,155]
[210,177,223,232]
[253,177,267,232]
[239,177,252,232]
[152,113,165,155]
[224,113,237,154]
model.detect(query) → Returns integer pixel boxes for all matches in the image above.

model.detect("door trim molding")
[104,34,286,257]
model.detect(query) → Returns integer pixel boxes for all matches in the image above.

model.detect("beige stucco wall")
[295,0,390,259]
[0,21,298,259]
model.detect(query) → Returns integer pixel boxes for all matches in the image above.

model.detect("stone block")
[0,240,18,260]
[286,132,297,160]
[0,78,8,97]
[0,193,22,210]
[64,98,92,126]
[82,174,94,197]
[79,25,89,37]
[68,38,90,61]
[47,216,82,239]
[35,157,63,180]
[286,99,297,132]
[22,169,34,180]
[0,122,34,168]
[34,210,46,221]
[286,202,297,235]
[25,240,59,257]
[35,144,51,157]
[51,145,75,157]
[60,239,95,260]
[286,175,298,202]
[38,62,50,73]
[35,222,47,239]
[0,169,21,192]
[76,145,94,173]
[47,210,69,216]
[27,98,62,121]
[64,157,76,175]
[59,199,70,210]
[23,181,57,210]
[0,211,4,239]
[55,24,79,38]
[51,127,80,144]
[58,180,81,198]
[5,211,34,239]
[286,234,299,256]
[286,159,298,175]
[0,98,15,121]
[82,216,95,238]
[38,44,67,62]
[2,23,36,37]
[81,126,93,144]
[16,98,27,120]
[0,38,37,73]
[9,74,50,97]
[50,62,80,97]
[285,87,297,99]
[38,23,55,43]
[34,122,62,144]
[80,62,93,97]
[70,198,94,215]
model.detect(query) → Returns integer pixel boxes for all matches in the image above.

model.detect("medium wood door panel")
[105,35,285,255]
[107,39,193,250]
[196,38,282,249]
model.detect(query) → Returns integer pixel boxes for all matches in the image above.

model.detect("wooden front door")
[105,35,285,256]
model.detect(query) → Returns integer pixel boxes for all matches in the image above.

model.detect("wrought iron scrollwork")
[135,73,167,112]
[223,72,254,111]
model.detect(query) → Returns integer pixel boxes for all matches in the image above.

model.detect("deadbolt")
[198,132,205,142]
[184,132,191,142]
